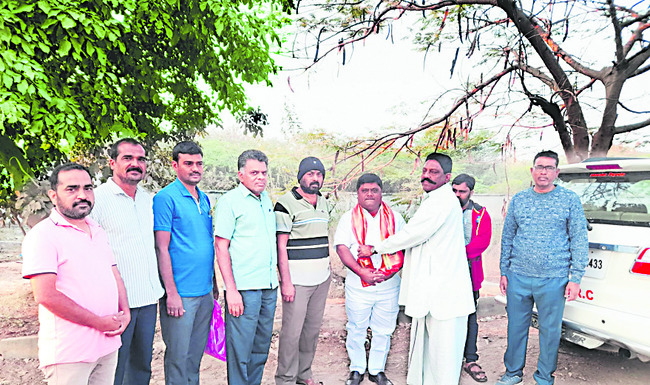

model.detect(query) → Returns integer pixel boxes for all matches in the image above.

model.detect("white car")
[498,157,650,361]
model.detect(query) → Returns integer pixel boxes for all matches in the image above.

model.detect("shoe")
[495,374,523,385]
[345,371,364,385]
[368,372,394,385]
[297,379,323,385]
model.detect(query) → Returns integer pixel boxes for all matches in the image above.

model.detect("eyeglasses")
[534,165,557,172]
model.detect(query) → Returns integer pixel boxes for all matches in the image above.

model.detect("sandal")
[463,362,488,383]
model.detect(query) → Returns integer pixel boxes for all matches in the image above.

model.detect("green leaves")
[60,15,76,29]
[57,38,71,55]
[95,46,106,65]
[36,0,51,14]
[16,80,28,94]
[0,136,34,192]
[11,3,35,14]
[1,0,289,204]
[0,26,11,42]
[92,23,106,39]
[2,74,13,88]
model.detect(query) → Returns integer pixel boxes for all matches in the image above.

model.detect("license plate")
[583,252,608,279]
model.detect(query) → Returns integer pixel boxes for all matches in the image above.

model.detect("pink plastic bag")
[204,299,227,361]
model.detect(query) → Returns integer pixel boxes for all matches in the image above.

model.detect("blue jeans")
[504,273,568,385]
[225,288,277,385]
[464,290,480,363]
[159,293,214,385]
[114,303,157,385]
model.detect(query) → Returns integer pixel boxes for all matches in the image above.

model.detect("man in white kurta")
[359,154,475,385]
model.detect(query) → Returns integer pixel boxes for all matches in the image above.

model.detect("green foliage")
[194,131,536,212]
[199,132,302,193]
[0,0,289,205]
[236,106,269,137]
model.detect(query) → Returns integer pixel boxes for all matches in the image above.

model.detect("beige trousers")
[42,350,118,385]
[407,314,468,385]
[275,276,331,385]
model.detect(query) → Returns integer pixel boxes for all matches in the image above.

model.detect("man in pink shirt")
[22,163,130,385]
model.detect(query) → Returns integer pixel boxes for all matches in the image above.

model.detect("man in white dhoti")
[358,153,475,385]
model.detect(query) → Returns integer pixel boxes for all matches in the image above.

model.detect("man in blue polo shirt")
[215,149,278,385]
[153,141,216,385]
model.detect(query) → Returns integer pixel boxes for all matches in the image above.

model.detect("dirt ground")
[2,220,650,385]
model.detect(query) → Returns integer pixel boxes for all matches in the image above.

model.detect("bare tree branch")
[620,10,650,28]
[517,68,575,155]
[497,0,589,160]
[575,78,597,97]
[526,14,603,80]
[634,63,650,77]
[330,64,518,181]
[624,44,650,77]
[623,22,650,56]
[614,116,650,134]
[407,65,517,134]
[293,0,650,162]
[518,63,556,89]
[618,101,650,114]
[301,0,503,71]
[607,0,625,62]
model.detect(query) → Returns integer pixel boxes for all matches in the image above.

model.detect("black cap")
[297,157,326,182]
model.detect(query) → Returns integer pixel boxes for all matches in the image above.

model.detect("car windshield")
[558,171,650,227]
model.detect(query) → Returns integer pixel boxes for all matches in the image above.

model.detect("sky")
[215,2,650,157]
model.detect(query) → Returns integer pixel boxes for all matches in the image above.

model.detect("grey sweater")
[500,185,589,283]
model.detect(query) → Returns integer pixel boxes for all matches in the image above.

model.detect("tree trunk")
[497,0,590,163]
[565,96,591,161]
[591,72,625,156]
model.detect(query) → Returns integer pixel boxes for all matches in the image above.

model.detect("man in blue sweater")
[497,150,588,385]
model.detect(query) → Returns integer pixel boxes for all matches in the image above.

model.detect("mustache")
[73,199,92,208]
[127,167,143,173]
[421,177,435,185]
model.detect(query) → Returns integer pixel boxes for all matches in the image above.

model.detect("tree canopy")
[289,0,650,163]
[0,0,290,203]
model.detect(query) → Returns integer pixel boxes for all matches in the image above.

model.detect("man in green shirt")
[215,150,278,385]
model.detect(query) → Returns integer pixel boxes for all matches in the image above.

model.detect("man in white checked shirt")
[91,138,164,385]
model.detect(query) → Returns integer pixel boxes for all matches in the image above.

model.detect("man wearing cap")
[334,173,405,385]
[358,153,474,385]
[274,157,332,385]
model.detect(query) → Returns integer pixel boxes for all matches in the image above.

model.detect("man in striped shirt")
[91,138,164,385]
[274,157,332,385]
